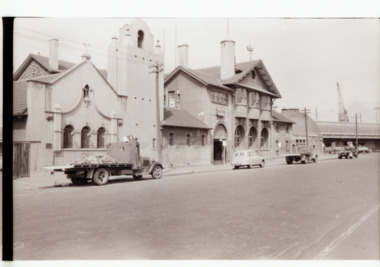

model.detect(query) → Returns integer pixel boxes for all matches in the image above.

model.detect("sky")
[5,1,380,125]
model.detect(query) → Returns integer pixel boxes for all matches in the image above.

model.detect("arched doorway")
[213,123,228,163]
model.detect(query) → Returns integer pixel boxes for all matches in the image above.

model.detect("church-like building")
[13,20,164,177]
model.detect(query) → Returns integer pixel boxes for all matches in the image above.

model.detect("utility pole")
[355,113,358,149]
[303,107,311,146]
[149,62,164,162]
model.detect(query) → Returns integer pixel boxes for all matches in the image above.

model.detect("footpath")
[13,154,338,189]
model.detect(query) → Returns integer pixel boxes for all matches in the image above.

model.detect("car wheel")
[151,165,162,179]
[312,156,318,163]
[260,160,265,168]
[93,168,109,185]
[247,165,251,169]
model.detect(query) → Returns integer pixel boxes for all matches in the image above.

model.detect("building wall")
[273,122,294,156]
[162,127,210,167]
[13,117,27,141]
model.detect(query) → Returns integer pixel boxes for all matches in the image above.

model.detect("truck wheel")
[260,160,265,168]
[233,166,240,169]
[151,165,162,179]
[312,156,319,163]
[338,156,342,159]
[301,160,306,164]
[133,175,142,180]
[93,168,109,185]
[286,157,293,164]
[71,178,87,185]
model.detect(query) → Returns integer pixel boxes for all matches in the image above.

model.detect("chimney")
[49,39,59,70]
[220,39,235,80]
[178,44,189,68]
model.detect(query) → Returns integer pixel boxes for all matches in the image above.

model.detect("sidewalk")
[13,153,338,189]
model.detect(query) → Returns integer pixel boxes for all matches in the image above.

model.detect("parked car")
[232,150,265,169]
[357,146,372,153]
[338,146,358,159]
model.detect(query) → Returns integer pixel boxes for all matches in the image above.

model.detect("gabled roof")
[281,109,322,136]
[13,60,114,116]
[13,54,76,80]
[162,107,210,129]
[272,111,295,124]
[165,60,281,98]
[164,66,232,91]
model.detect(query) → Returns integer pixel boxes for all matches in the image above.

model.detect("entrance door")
[213,140,223,163]
[13,142,30,178]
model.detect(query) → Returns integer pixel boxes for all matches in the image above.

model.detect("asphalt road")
[13,153,379,260]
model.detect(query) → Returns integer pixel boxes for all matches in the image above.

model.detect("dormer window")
[83,84,89,98]
[137,30,144,48]
[251,70,256,79]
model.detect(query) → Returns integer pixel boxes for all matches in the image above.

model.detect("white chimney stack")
[178,44,189,68]
[49,39,59,70]
[220,39,235,80]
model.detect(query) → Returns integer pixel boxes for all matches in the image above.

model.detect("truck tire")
[301,160,306,164]
[133,175,142,180]
[286,157,293,164]
[93,168,109,185]
[312,155,319,163]
[151,165,162,179]
[338,155,342,159]
[71,178,87,185]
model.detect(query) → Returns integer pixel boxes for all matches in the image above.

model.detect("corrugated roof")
[162,107,210,129]
[13,80,28,115]
[317,121,380,137]
[272,111,294,124]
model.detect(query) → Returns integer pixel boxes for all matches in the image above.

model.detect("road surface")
[13,153,379,260]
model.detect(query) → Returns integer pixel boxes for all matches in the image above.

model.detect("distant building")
[13,20,163,177]
[317,121,380,151]
[280,109,324,155]
[163,38,291,166]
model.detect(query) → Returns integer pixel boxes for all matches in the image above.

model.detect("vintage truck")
[281,145,319,164]
[45,137,163,185]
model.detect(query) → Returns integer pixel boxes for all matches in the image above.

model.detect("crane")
[337,82,349,122]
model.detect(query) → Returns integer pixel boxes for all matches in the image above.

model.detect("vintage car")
[338,146,358,159]
[232,150,265,169]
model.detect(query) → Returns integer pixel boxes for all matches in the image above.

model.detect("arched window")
[260,128,269,148]
[248,127,257,147]
[234,126,245,148]
[63,125,74,148]
[97,127,106,148]
[81,126,91,148]
[137,30,144,48]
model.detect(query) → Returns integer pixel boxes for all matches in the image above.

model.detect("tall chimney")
[220,39,235,80]
[49,39,59,70]
[178,44,189,68]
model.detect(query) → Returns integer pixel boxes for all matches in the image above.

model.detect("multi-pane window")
[234,126,244,148]
[260,128,269,148]
[261,95,271,110]
[81,126,91,148]
[249,92,260,107]
[63,125,74,148]
[97,127,106,148]
[235,88,247,105]
[169,133,175,146]
[210,91,228,105]
[168,91,176,107]
[248,127,257,147]
[186,133,191,146]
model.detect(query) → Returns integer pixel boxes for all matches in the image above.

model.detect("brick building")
[163,38,292,166]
